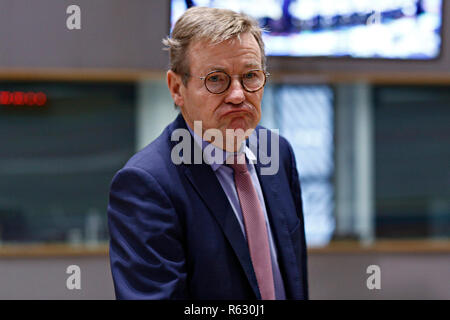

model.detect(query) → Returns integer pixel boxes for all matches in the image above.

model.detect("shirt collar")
[186,121,257,171]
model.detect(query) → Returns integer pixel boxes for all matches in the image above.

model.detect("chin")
[228,116,255,131]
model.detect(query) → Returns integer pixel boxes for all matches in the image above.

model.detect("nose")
[224,78,245,105]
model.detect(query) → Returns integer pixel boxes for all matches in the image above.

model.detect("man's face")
[169,32,264,150]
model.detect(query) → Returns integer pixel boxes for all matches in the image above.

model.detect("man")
[107,6,308,300]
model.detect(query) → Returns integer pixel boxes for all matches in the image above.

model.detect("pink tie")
[229,154,275,300]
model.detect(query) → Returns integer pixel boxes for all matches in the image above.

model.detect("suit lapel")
[170,115,260,298]
[253,140,303,299]
[183,162,261,299]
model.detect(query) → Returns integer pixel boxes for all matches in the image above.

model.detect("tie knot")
[227,154,248,174]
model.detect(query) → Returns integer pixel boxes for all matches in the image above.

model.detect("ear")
[167,70,185,107]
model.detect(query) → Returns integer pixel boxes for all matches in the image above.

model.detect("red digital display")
[0,91,47,106]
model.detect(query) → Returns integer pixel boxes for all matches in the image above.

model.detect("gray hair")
[162,6,266,86]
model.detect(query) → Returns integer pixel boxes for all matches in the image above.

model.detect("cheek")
[203,96,222,115]
[185,89,205,113]
[192,94,221,125]
[250,94,263,125]
[249,93,263,113]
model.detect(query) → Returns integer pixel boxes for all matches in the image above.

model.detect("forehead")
[187,33,262,72]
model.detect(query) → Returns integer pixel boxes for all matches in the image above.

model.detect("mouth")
[218,103,253,119]
[222,109,249,118]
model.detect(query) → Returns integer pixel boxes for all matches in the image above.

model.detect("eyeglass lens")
[205,70,266,94]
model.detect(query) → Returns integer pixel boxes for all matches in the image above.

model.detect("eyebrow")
[205,63,262,73]
[206,66,226,73]
[244,62,261,69]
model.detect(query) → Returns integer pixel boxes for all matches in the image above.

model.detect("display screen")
[170,0,443,59]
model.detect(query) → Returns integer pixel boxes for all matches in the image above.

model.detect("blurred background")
[0,0,449,299]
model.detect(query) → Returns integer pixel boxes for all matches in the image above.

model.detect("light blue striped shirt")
[187,124,286,300]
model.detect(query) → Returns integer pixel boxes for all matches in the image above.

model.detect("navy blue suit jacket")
[107,113,308,299]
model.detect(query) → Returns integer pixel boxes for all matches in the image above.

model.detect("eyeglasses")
[191,69,269,94]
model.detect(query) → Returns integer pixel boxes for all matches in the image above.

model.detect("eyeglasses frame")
[189,69,270,94]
